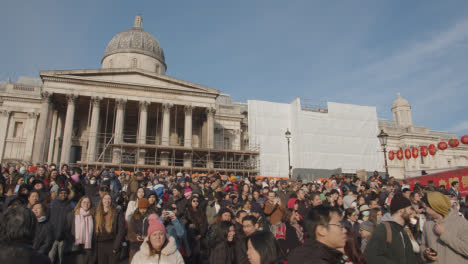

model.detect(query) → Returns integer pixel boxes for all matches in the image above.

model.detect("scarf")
[75,208,93,249]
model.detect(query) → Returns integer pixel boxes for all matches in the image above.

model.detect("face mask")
[90,180,96,185]
[363,211,370,217]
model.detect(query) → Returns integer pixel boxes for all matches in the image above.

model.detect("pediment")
[40,68,219,96]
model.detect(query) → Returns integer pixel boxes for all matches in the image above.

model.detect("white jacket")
[131,236,184,264]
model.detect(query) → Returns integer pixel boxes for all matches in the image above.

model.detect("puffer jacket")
[421,210,468,263]
[131,236,184,264]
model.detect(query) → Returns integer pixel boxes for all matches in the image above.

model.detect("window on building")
[156,64,160,73]
[13,121,23,138]
[132,58,137,68]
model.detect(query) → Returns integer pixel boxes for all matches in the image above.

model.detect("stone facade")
[379,94,468,179]
[0,15,258,175]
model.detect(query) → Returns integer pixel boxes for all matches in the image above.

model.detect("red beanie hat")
[147,214,166,237]
[287,198,298,209]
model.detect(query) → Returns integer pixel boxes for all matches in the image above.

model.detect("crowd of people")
[0,163,467,264]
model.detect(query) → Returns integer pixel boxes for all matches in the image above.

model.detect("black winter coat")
[288,239,344,264]
[209,241,244,264]
[32,217,54,255]
[48,198,74,241]
[0,243,51,264]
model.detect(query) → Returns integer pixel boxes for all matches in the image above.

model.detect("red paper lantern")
[397,150,403,160]
[388,151,395,161]
[461,135,468,145]
[449,138,459,148]
[420,146,428,157]
[438,142,447,151]
[405,149,412,159]
[412,147,419,159]
[428,144,437,155]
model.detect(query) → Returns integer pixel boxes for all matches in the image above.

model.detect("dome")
[392,93,410,108]
[102,15,166,67]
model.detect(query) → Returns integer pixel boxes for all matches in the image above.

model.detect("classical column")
[234,129,241,150]
[206,153,214,169]
[87,97,101,162]
[160,151,170,166]
[206,107,216,149]
[161,103,172,146]
[137,101,149,165]
[25,112,39,162]
[47,110,58,164]
[184,105,193,147]
[183,152,192,168]
[60,94,78,165]
[112,98,126,164]
[0,110,11,162]
[53,114,64,164]
[32,92,53,163]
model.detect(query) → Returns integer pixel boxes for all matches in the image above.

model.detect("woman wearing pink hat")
[131,214,184,264]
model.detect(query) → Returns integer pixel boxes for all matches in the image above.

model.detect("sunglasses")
[192,200,199,203]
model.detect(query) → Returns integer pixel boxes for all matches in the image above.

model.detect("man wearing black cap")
[48,187,74,264]
[365,192,417,264]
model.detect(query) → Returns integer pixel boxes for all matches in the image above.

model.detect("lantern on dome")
[397,150,403,160]
[405,149,412,159]
[438,141,447,151]
[448,138,459,148]
[412,147,419,159]
[428,144,437,155]
[420,146,428,157]
[461,135,468,145]
[388,151,395,161]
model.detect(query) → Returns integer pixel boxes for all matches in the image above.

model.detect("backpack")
[383,221,392,244]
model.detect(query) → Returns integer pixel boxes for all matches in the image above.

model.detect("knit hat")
[217,207,233,217]
[184,188,192,198]
[360,221,375,233]
[343,195,356,209]
[359,204,370,212]
[58,187,70,194]
[71,174,80,183]
[426,192,451,217]
[390,192,412,214]
[251,202,263,213]
[287,198,298,209]
[138,198,150,209]
[147,214,166,237]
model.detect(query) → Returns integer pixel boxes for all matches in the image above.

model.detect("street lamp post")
[285,129,292,179]
[377,129,389,178]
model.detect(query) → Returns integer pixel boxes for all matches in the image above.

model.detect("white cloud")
[449,121,468,133]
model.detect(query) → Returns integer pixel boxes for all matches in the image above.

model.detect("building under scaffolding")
[0,15,259,176]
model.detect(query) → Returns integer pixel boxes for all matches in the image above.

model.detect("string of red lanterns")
[387,135,468,161]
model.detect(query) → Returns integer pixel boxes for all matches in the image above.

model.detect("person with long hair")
[209,221,240,264]
[368,208,382,225]
[125,187,145,222]
[247,231,283,264]
[94,193,125,264]
[132,214,184,264]
[183,196,208,263]
[341,226,367,264]
[71,196,94,264]
[146,192,160,215]
[276,208,303,257]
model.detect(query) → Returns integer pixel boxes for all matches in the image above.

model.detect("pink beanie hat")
[147,214,166,237]
[184,188,192,198]
[71,174,80,183]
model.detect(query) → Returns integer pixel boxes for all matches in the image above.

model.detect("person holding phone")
[128,198,150,263]
[160,203,188,255]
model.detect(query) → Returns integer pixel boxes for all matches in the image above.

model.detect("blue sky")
[2,0,468,136]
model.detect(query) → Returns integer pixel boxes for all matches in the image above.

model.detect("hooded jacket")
[48,198,74,241]
[131,236,184,264]
[364,213,417,264]
[421,210,468,263]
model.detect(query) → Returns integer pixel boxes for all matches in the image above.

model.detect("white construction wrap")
[248,98,383,177]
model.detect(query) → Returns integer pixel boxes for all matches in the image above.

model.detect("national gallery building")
[1,15,467,178]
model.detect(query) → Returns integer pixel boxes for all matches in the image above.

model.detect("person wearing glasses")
[288,206,347,264]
